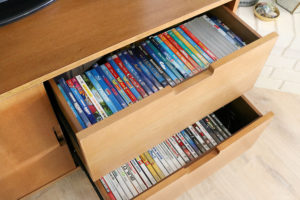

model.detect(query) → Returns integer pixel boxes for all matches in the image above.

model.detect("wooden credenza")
[0,0,277,199]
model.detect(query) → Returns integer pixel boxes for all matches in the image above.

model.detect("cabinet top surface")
[0,0,230,99]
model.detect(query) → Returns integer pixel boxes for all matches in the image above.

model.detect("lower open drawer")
[94,95,273,199]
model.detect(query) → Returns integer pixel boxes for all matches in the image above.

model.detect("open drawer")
[95,95,273,199]
[49,4,277,181]
[0,84,76,200]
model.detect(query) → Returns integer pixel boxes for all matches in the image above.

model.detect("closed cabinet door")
[0,84,75,200]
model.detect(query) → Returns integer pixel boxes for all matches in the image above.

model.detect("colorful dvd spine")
[158,33,198,75]
[128,48,163,90]
[76,74,111,117]
[117,167,138,197]
[174,27,210,66]
[122,164,143,193]
[193,123,215,148]
[144,152,166,179]
[164,140,186,166]
[168,137,190,163]
[207,115,229,139]
[118,51,154,96]
[202,15,241,48]
[133,45,168,87]
[210,113,232,137]
[184,128,206,154]
[66,79,97,124]
[163,32,200,73]
[188,126,210,151]
[122,50,158,94]
[151,146,174,174]
[196,121,220,146]
[153,35,192,77]
[139,154,161,182]
[135,156,157,185]
[160,143,181,170]
[173,135,194,161]
[179,24,218,61]
[108,173,128,200]
[57,83,86,129]
[141,41,180,85]
[112,170,133,199]
[177,132,198,159]
[100,177,117,200]
[112,54,147,98]
[148,149,170,177]
[126,162,148,191]
[204,117,227,140]
[71,77,102,122]
[175,27,214,63]
[153,36,193,76]
[107,57,140,102]
[137,45,175,87]
[209,16,245,47]
[155,144,177,173]
[90,67,123,111]
[86,70,119,114]
[168,29,207,70]
[103,175,122,200]
[101,63,132,105]
[199,120,221,144]
[145,40,184,82]
[130,159,152,188]
[95,65,128,109]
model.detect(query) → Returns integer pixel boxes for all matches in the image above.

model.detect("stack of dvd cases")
[99,112,232,200]
[57,14,245,129]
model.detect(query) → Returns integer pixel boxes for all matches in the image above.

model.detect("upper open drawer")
[49,5,277,181]
[95,95,274,199]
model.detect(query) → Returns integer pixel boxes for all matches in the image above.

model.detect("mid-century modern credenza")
[0,0,277,199]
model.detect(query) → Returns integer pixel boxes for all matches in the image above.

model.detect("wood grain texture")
[226,0,241,12]
[0,84,75,200]
[0,0,233,100]
[21,168,99,200]
[177,88,300,200]
[70,31,277,181]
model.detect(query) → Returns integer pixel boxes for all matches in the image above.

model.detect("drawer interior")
[47,3,277,181]
[94,96,273,199]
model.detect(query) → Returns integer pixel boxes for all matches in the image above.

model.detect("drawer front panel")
[0,84,75,199]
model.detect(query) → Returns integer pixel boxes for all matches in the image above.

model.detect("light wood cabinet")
[0,0,277,199]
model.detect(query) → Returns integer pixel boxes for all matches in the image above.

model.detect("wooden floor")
[21,169,99,200]
[22,87,300,200]
[178,87,300,200]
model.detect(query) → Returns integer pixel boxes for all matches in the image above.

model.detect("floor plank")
[21,168,99,200]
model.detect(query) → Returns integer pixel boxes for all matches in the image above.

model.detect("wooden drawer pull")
[52,127,65,146]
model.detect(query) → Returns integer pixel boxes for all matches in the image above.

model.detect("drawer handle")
[184,148,219,173]
[53,127,65,146]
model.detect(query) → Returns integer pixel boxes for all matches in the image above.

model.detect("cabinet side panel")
[0,84,75,199]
